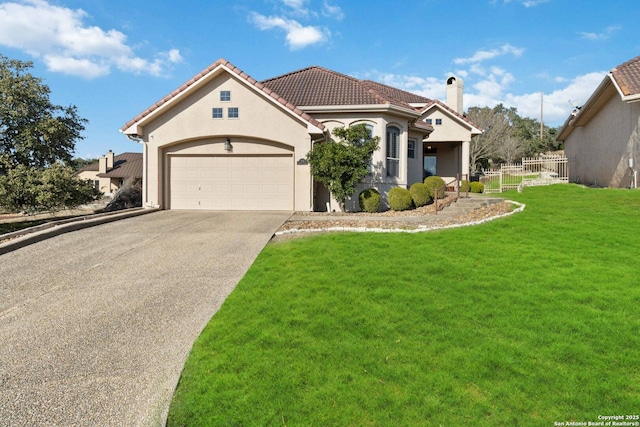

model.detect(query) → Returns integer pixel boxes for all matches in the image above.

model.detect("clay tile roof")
[121,58,323,133]
[261,66,416,110]
[611,55,640,96]
[360,80,431,105]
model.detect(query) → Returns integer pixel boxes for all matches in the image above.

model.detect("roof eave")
[300,103,421,118]
[556,74,614,140]
[421,102,482,134]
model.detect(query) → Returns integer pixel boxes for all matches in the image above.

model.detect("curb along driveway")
[0,210,291,426]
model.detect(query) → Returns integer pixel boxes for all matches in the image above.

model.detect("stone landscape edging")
[274,200,525,237]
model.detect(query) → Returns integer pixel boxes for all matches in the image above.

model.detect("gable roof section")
[78,152,143,179]
[558,54,640,141]
[121,59,324,136]
[99,153,143,179]
[611,55,640,98]
[419,99,483,134]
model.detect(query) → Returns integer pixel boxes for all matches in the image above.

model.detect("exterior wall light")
[224,138,233,152]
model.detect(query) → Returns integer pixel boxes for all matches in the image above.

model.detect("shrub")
[358,188,381,213]
[409,183,432,207]
[104,178,142,211]
[388,187,413,211]
[424,176,446,199]
[470,181,485,193]
[460,180,470,193]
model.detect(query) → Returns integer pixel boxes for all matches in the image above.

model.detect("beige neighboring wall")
[564,86,640,188]
[136,71,317,210]
[565,95,640,187]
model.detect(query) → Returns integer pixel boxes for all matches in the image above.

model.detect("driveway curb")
[0,208,160,255]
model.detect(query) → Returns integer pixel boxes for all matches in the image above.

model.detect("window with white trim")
[435,118,442,125]
[228,107,239,118]
[212,108,223,119]
[220,90,231,101]
[386,126,400,178]
[408,139,416,159]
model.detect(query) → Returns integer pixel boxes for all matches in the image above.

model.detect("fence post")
[456,173,460,198]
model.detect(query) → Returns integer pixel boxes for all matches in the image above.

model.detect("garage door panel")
[169,155,293,210]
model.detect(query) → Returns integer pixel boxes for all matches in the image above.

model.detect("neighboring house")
[76,151,143,196]
[121,58,481,211]
[557,55,640,188]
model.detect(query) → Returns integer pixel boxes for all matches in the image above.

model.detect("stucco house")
[558,55,640,188]
[76,151,143,196]
[121,59,481,211]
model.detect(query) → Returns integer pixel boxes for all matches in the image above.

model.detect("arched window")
[386,126,400,177]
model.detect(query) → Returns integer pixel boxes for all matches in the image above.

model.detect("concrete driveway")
[0,210,290,426]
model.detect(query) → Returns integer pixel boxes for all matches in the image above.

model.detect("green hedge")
[409,183,431,207]
[358,188,381,213]
[388,187,413,211]
[470,182,485,193]
[424,176,446,199]
[460,180,470,193]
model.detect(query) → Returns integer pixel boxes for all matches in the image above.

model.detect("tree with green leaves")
[466,104,563,171]
[306,124,379,211]
[0,55,100,213]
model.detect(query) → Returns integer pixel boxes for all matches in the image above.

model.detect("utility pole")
[540,92,544,143]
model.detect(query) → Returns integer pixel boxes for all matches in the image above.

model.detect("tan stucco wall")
[76,170,116,195]
[565,95,640,187]
[312,112,420,211]
[422,110,473,142]
[138,72,315,210]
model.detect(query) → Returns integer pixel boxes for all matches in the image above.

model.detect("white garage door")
[169,155,293,210]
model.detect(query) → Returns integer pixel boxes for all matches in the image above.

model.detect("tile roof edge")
[421,100,482,131]
[122,59,324,133]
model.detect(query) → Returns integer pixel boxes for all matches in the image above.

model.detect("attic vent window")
[425,119,432,125]
[435,118,442,125]
[220,90,231,101]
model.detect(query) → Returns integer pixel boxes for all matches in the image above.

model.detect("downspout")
[121,131,150,208]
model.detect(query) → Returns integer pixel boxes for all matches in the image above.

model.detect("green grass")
[168,185,640,426]
[0,218,58,235]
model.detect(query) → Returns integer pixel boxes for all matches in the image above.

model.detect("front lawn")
[168,185,640,426]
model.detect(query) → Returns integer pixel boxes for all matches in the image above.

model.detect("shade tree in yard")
[0,55,101,213]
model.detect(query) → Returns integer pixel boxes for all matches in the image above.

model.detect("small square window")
[425,118,432,125]
[212,108,223,119]
[228,107,239,118]
[408,140,416,159]
[435,118,443,125]
[220,90,231,101]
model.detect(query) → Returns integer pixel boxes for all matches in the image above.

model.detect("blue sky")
[0,0,638,159]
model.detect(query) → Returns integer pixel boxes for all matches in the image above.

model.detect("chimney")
[106,150,114,169]
[446,76,464,115]
[98,156,107,174]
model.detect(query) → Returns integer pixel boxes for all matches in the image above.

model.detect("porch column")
[461,140,470,178]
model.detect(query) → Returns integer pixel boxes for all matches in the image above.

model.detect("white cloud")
[579,25,621,41]
[491,0,550,7]
[454,44,524,65]
[281,0,310,17]
[0,0,181,78]
[464,71,606,126]
[366,67,605,127]
[322,1,344,20]
[250,12,328,50]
